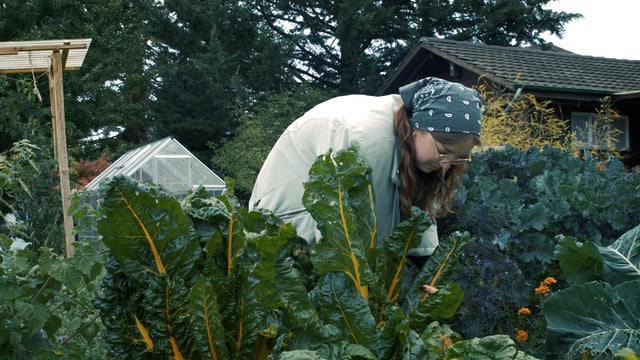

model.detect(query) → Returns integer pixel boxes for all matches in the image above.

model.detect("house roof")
[381,37,640,97]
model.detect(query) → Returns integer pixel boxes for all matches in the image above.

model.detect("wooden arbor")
[0,39,92,257]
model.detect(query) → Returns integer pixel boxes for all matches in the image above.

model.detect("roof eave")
[419,42,517,91]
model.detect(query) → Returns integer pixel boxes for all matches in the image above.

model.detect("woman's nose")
[440,161,452,172]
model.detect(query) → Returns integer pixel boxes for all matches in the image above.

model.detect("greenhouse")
[85,136,226,197]
[80,136,226,240]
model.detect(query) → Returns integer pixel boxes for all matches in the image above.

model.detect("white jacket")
[249,94,438,256]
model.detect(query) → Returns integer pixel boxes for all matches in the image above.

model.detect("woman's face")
[413,130,476,174]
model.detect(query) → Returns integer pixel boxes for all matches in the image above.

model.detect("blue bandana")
[399,77,483,136]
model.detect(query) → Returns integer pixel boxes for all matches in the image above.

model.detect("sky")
[541,0,640,60]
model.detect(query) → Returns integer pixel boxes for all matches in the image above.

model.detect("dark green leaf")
[98,176,200,282]
[443,334,536,359]
[598,224,640,285]
[187,278,229,360]
[543,280,640,358]
[15,299,50,333]
[409,282,464,327]
[554,235,604,285]
[379,207,432,304]
[522,203,549,231]
[408,231,470,308]
[304,149,375,301]
[312,272,377,346]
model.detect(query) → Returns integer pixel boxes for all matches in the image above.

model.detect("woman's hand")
[422,285,438,295]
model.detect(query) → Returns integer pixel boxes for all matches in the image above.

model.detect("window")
[571,112,629,151]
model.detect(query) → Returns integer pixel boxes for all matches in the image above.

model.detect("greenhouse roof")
[85,137,225,196]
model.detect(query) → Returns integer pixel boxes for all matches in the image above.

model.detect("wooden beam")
[0,43,88,53]
[0,48,19,55]
[61,42,71,69]
[0,67,81,74]
[48,50,75,257]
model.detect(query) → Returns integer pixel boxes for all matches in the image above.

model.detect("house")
[379,37,640,168]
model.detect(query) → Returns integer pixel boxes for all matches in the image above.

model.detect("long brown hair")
[394,104,481,218]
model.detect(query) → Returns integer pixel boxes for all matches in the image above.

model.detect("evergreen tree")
[211,85,335,201]
[149,0,294,160]
[0,0,162,156]
[251,0,580,94]
[0,0,581,166]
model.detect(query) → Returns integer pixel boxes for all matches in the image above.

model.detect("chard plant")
[93,148,536,359]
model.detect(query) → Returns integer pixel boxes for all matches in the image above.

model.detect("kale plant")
[439,145,640,357]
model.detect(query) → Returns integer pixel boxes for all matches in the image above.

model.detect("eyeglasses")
[431,137,472,165]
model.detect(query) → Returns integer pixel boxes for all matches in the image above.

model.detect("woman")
[249,77,482,258]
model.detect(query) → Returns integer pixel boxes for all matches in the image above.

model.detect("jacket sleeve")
[408,220,439,257]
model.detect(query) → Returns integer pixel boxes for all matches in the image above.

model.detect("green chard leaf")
[98,176,201,282]
[273,239,326,348]
[417,231,470,288]
[187,278,229,360]
[311,272,377,346]
[443,334,538,359]
[303,149,375,301]
[409,282,464,328]
[378,207,432,304]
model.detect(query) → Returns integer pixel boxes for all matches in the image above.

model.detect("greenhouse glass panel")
[81,137,226,241]
[85,136,225,196]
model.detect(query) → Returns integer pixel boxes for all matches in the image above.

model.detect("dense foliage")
[2,139,639,358]
[545,226,640,358]
[253,0,579,93]
[0,0,580,162]
[0,140,68,251]
[92,149,535,359]
[439,145,640,358]
[1,142,106,359]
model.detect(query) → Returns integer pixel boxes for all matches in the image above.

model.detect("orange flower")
[516,329,528,342]
[441,335,453,350]
[597,162,606,171]
[535,284,550,295]
[543,277,557,286]
[517,307,531,315]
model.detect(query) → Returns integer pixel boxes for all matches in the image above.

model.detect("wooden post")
[49,50,74,257]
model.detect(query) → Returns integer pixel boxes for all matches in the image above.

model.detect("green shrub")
[1,140,106,359]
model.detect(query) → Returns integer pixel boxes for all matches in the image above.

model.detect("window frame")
[571,111,630,151]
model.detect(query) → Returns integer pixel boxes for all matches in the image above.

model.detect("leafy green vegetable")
[94,148,537,359]
[444,335,539,359]
[545,224,640,358]
[543,280,640,359]
[1,237,104,358]
[304,148,375,301]
[439,145,640,357]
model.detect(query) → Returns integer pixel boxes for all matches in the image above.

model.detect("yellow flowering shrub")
[475,76,569,151]
[475,78,625,162]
